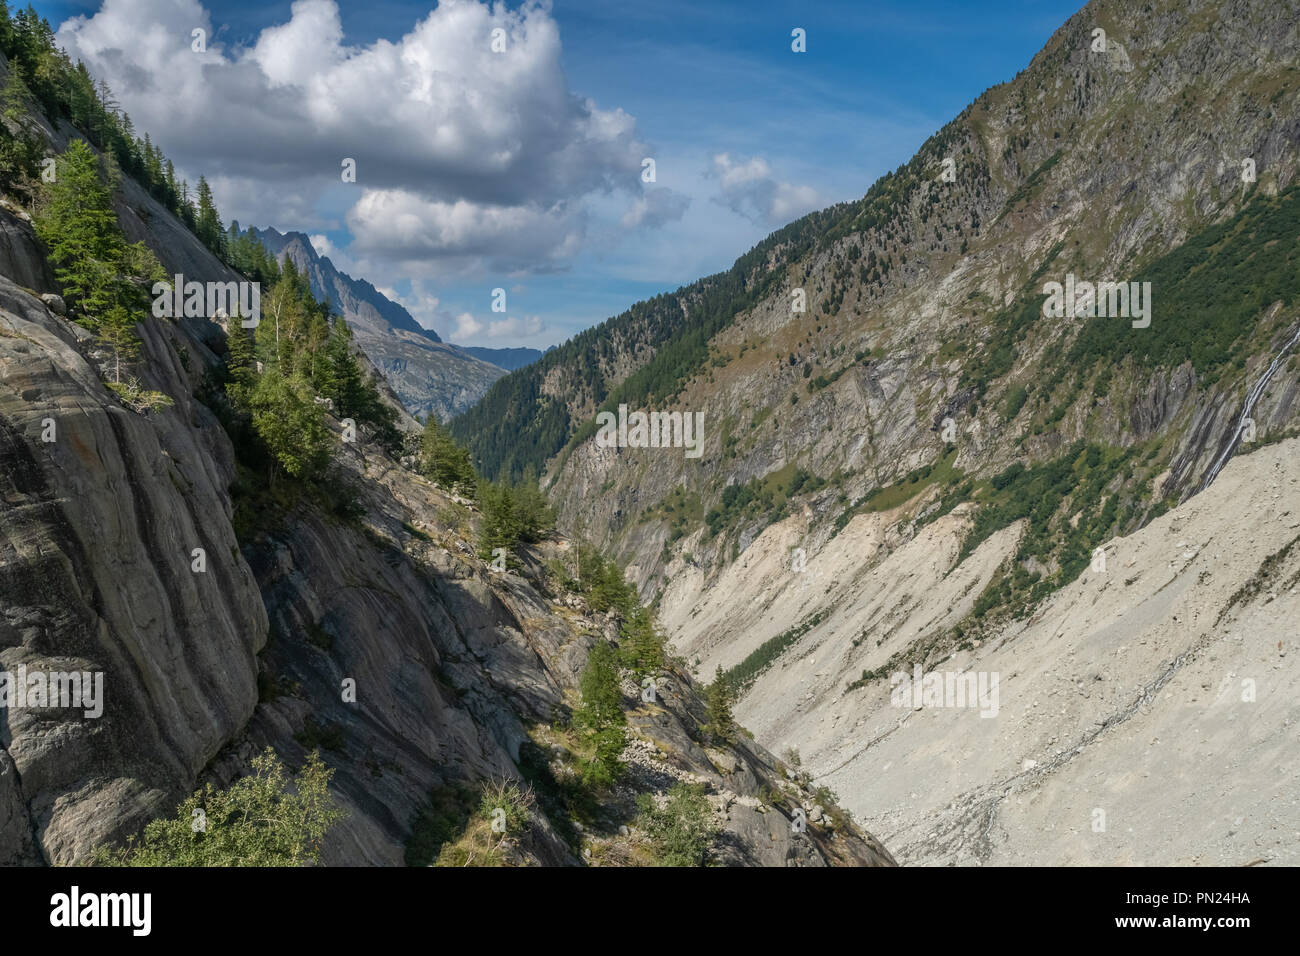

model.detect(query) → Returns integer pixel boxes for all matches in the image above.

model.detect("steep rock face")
[0,202,55,295]
[0,212,267,864]
[0,184,892,866]
[203,439,892,866]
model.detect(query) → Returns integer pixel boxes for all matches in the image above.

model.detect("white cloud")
[709,152,820,225]
[452,312,483,339]
[345,188,584,272]
[56,0,647,273]
[448,311,544,344]
[620,187,691,229]
[308,234,335,258]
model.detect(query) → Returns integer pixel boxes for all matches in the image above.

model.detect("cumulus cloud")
[308,234,335,258]
[620,187,691,229]
[346,189,584,272]
[56,0,648,272]
[708,153,820,225]
[452,312,483,339]
[450,311,543,343]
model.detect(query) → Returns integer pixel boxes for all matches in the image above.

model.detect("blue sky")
[38,0,1085,348]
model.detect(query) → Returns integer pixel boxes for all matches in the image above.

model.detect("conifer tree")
[575,641,626,788]
[512,465,554,543]
[34,139,125,323]
[321,316,364,410]
[419,413,476,494]
[477,480,521,559]
[99,304,139,383]
[706,667,736,743]
[250,370,332,485]
[195,175,226,259]
[224,323,258,408]
[618,605,664,678]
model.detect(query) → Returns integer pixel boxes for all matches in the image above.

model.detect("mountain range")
[246,225,542,422]
[2,0,1297,870]
[0,38,889,866]
[450,0,1300,864]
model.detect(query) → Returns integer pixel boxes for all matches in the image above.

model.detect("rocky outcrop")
[0,211,267,864]
[0,198,890,866]
[0,202,55,295]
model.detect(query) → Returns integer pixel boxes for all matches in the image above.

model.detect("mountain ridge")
[450,0,1300,864]
[246,225,542,421]
[0,28,892,866]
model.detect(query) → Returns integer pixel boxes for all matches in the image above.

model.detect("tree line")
[0,2,237,264]
[34,138,171,409]
[221,252,402,484]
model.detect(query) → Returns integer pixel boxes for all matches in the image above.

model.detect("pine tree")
[179,180,197,230]
[0,2,14,53]
[321,315,364,410]
[117,113,137,174]
[419,413,476,494]
[163,159,178,211]
[34,139,126,323]
[618,605,664,678]
[99,304,139,383]
[224,322,258,409]
[250,370,332,485]
[195,175,226,259]
[142,133,163,192]
[512,465,554,543]
[477,480,521,559]
[706,667,736,743]
[575,641,626,788]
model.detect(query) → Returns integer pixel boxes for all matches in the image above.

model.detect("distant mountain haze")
[242,225,540,420]
[459,345,547,371]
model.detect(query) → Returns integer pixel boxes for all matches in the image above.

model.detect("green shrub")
[575,642,626,788]
[636,782,718,867]
[91,749,344,866]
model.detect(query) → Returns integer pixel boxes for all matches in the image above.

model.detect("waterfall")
[1197,322,1300,493]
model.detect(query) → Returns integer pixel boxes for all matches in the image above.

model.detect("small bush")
[636,782,718,867]
[90,749,344,866]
